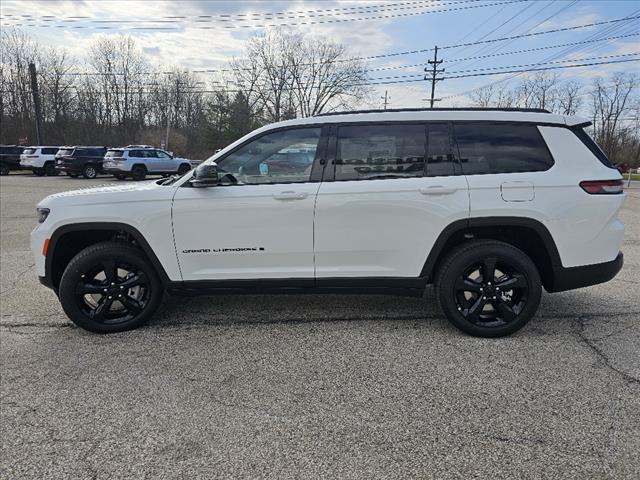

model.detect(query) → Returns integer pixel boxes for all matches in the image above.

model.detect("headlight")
[37,207,50,223]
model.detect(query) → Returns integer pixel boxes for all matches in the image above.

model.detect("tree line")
[1,27,638,166]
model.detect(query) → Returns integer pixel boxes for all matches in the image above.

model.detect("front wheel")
[44,162,58,176]
[58,242,163,333]
[435,240,542,337]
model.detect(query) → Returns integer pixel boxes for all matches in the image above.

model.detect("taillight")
[579,180,624,195]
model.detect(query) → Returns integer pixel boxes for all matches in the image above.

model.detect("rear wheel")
[82,164,98,179]
[435,240,542,337]
[34,168,45,176]
[131,165,146,181]
[58,242,163,333]
[0,163,9,176]
[114,173,127,180]
[44,162,57,176]
[177,163,191,175]
[68,172,79,178]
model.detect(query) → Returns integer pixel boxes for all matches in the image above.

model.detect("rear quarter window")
[453,123,554,175]
[23,148,37,155]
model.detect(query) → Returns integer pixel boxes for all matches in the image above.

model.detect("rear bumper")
[547,252,623,293]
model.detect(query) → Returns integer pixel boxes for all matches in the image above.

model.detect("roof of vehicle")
[24,145,61,149]
[60,145,107,149]
[125,144,154,148]
[264,108,589,130]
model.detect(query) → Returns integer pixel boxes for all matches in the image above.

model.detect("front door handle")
[419,186,457,195]
[273,191,308,200]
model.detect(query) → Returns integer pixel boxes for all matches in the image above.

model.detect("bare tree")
[557,80,582,116]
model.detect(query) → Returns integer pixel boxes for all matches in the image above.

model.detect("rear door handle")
[419,186,457,195]
[272,191,308,200]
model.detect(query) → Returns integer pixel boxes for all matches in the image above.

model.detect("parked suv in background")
[102,147,194,180]
[19,146,61,176]
[32,108,625,337]
[54,146,108,179]
[0,145,25,175]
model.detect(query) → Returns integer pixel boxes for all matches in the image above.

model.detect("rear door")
[313,122,470,279]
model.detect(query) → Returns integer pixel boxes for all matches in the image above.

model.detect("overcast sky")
[1,0,638,111]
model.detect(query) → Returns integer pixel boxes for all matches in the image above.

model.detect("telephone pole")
[381,90,390,109]
[424,46,445,109]
[28,62,44,144]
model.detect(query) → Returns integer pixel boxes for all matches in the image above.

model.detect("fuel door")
[501,181,535,202]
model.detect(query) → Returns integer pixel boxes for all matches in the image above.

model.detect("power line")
[0,0,524,30]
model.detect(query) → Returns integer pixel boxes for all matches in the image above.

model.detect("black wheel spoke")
[102,259,118,283]
[495,298,517,322]
[496,273,527,290]
[482,257,497,283]
[120,295,143,314]
[76,281,106,295]
[455,276,482,293]
[465,296,488,322]
[90,296,114,321]
[119,273,146,289]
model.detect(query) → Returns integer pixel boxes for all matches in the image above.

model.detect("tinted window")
[42,148,58,155]
[143,150,158,158]
[75,149,90,157]
[453,123,553,174]
[426,123,455,177]
[129,150,143,158]
[156,150,171,159]
[105,150,124,158]
[57,149,73,157]
[91,148,106,156]
[217,127,321,185]
[335,124,425,181]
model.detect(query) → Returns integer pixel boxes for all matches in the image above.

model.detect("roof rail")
[315,107,551,116]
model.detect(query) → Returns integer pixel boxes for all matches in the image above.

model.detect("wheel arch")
[421,217,562,292]
[45,222,170,291]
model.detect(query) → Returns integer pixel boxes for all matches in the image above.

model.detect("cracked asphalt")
[1,173,639,479]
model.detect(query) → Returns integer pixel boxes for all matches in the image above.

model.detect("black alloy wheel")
[436,240,542,337]
[59,242,163,333]
[131,165,146,181]
[44,162,58,176]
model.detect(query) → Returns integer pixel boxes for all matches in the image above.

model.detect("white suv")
[102,147,194,180]
[19,146,61,176]
[31,109,625,337]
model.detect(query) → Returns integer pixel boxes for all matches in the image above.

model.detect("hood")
[38,180,172,208]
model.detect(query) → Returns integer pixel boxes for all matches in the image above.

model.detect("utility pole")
[381,90,390,109]
[28,62,44,144]
[425,46,445,109]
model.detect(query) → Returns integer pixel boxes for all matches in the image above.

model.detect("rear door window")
[41,148,58,155]
[453,123,554,175]
[334,124,426,181]
[426,123,456,177]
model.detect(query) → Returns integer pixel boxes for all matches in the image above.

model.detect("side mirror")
[190,163,219,188]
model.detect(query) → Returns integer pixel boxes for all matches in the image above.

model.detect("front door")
[172,126,326,281]
[314,122,470,279]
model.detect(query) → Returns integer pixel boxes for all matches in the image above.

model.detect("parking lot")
[1,172,639,479]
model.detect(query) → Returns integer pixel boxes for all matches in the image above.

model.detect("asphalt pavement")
[1,172,639,479]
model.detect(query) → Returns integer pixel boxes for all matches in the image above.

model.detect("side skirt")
[167,277,428,297]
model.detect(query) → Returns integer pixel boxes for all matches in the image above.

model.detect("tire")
[58,241,163,333]
[177,163,191,175]
[34,168,45,176]
[114,173,127,180]
[82,164,98,179]
[435,240,542,338]
[0,163,9,176]
[44,162,58,176]
[68,172,79,178]
[131,164,146,181]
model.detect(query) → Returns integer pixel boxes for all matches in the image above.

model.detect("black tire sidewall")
[436,241,542,337]
[132,166,146,180]
[0,163,9,175]
[59,242,163,333]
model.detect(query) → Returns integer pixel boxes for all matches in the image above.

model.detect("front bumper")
[547,252,623,292]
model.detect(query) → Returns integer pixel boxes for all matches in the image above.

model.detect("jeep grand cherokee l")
[31,109,625,337]
[55,146,108,179]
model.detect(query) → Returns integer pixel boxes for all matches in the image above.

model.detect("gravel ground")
[1,172,639,479]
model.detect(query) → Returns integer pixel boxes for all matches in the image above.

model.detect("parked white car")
[20,146,61,176]
[102,147,195,180]
[32,108,625,337]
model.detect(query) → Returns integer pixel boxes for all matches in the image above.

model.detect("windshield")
[23,148,36,155]
[56,149,74,157]
[105,150,124,158]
